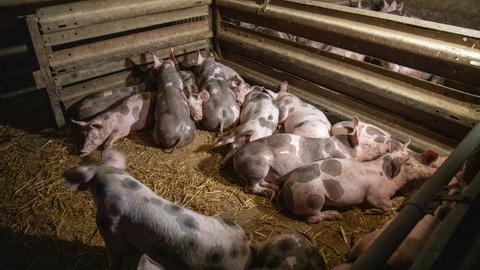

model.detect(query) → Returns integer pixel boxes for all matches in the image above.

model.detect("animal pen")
[1,0,479,269]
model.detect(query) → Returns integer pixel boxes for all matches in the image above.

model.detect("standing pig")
[275,81,332,139]
[152,53,196,148]
[63,150,251,270]
[72,92,154,157]
[191,51,240,132]
[250,233,326,270]
[72,85,140,120]
[277,144,442,223]
[219,89,279,150]
[232,116,398,199]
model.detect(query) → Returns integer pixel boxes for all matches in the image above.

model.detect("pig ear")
[63,165,96,192]
[419,150,439,165]
[392,155,410,178]
[348,116,361,147]
[102,149,126,170]
[71,119,88,127]
[264,89,278,99]
[137,254,163,270]
[169,49,178,65]
[196,50,205,66]
[229,75,242,88]
[279,81,288,93]
[152,53,162,68]
[199,90,210,102]
[401,138,411,151]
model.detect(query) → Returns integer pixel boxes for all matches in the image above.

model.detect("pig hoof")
[306,211,342,223]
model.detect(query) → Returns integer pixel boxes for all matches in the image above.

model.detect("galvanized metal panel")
[218,25,480,141]
[49,20,212,72]
[217,0,480,87]
[56,39,210,87]
[220,54,455,155]
[42,5,209,46]
[37,0,211,33]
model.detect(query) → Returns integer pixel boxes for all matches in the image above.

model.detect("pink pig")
[72,92,153,157]
[277,143,442,223]
[276,81,332,139]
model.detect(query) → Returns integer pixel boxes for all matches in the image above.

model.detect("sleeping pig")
[249,233,326,270]
[63,150,251,270]
[191,51,240,132]
[231,116,398,199]
[275,81,331,139]
[218,88,279,150]
[72,92,153,157]
[72,85,140,120]
[152,52,196,148]
[277,143,443,223]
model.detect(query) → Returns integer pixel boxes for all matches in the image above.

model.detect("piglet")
[228,76,263,106]
[250,233,326,270]
[331,118,394,147]
[277,143,442,223]
[72,92,153,157]
[275,81,331,139]
[232,116,398,199]
[190,51,240,132]
[152,53,196,148]
[63,150,251,270]
[219,89,279,150]
[73,86,140,120]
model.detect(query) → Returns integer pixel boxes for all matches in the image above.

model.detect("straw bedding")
[0,124,405,269]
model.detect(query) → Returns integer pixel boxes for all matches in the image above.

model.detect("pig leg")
[366,193,393,212]
[104,130,128,148]
[306,210,342,224]
[245,182,277,200]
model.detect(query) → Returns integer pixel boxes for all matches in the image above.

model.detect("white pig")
[276,81,331,139]
[72,92,154,157]
[63,150,251,270]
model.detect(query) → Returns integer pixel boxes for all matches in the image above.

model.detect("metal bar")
[37,0,211,34]
[217,0,480,86]
[25,15,65,128]
[42,5,209,46]
[218,25,479,140]
[351,121,480,270]
[49,20,212,72]
[410,171,480,270]
[55,39,210,86]
[221,53,455,155]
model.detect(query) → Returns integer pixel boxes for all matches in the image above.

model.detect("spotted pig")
[249,233,326,270]
[189,51,240,132]
[72,92,153,157]
[73,86,140,121]
[232,116,398,199]
[276,81,331,139]
[331,119,394,147]
[152,53,196,148]
[219,88,279,150]
[277,143,443,223]
[63,150,251,270]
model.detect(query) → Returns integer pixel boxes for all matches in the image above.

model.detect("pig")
[232,116,398,199]
[137,254,164,270]
[325,45,366,62]
[249,233,326,270]
[72,86,140,120]
[276,81,332,139]
[218,89,279,150]
[192,51,240,132]
[63,150,251,270]
[72,92,154,157]
[152,53,196,148]
[331,119,393,147]
[228,76,264,106]
[277,143,443,223]
[179,71,198,97]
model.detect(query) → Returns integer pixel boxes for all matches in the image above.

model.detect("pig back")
[73,86,139,120]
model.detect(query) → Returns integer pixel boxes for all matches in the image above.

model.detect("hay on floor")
[0,125,405,269]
